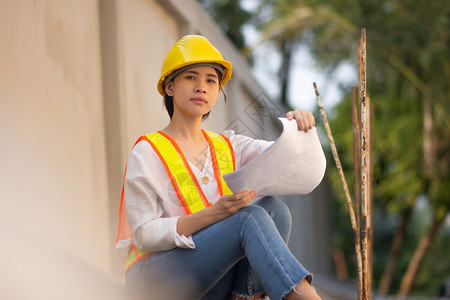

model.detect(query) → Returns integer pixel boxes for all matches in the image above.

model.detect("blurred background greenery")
[198,0,450,297]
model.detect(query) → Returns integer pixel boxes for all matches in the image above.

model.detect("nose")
[195,82,207,94]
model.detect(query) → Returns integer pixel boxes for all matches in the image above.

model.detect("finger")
[298,110,316,132]
[222,191,250,208]
[221,192,249,212]
[237,190,257,200]
[301,111,314,131]
[293,110,306,131]
[238,190,257,207]
[243,190,257,201]
[233,190,251,200]
[307,112,316,128]
[285,111,294,120]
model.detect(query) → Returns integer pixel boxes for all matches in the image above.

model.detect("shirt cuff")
[172,217,196,249]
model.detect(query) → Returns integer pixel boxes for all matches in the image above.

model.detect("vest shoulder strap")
[201,130,235,196]
[144,131,210,214]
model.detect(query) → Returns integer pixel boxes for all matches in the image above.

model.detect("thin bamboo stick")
[352,86,363,300]
[356,39,364,300]
[352,87,360,228]
[313,82,363,300]
[359,28,371,300]
[352,87,360,233]
[368,93,374,300]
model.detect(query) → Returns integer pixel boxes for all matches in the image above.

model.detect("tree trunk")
[423,98,433,177]
[377,205,414,295]
[279,38,294,106]
[397,215,444,296]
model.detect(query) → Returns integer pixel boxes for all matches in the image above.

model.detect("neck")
[163,113,204,142]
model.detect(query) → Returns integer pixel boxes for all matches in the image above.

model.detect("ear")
[165,81,174,97]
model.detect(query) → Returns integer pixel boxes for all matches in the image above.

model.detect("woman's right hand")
[177,190,257,237]
[212,190,257,219]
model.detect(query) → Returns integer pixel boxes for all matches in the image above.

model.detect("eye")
[207,78,217,84]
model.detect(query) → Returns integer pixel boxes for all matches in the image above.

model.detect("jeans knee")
[240,204,268,220]
[258,197,291,224]
[256,197,292,242]
[237,205,274,231]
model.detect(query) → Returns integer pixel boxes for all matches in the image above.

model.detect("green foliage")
[413,224,450,296]
[287,0,450,295]
[325,88,424,212]
[197,0,252,50]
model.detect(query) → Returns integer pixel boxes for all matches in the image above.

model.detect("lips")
[191,97,207,104]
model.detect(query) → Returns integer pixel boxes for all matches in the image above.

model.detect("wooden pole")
[352,87,360,232]
[352,86,362,300]
[314,82,363,300]
[359,28,371,300]
[368,93,374,300]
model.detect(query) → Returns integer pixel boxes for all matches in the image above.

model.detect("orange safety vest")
[116,129,235,272]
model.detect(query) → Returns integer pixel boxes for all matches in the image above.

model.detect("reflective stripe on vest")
[119,130,235,272]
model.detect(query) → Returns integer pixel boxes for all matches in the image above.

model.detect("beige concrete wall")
[0,0,332,298]
[118,0,177,146]
[0,0,111,270]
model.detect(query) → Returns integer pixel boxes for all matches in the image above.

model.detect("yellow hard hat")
[157,35,233,96]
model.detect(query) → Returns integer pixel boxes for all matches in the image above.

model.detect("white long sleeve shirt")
[123,130,273,252]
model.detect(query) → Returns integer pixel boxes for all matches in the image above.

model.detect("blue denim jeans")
[125,197,312,300]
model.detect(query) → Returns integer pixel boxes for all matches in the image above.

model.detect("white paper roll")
[223,117,326,196]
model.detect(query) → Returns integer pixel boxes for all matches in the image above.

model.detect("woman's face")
[165,66,221,120]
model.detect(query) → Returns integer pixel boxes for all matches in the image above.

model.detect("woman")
[116,35,322,300]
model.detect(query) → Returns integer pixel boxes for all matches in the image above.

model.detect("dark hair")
[163,69,226,121]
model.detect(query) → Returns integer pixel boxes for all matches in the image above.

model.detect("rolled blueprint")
[223,117,326,196]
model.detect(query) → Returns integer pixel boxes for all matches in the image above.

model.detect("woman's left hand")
[285,109,316,132]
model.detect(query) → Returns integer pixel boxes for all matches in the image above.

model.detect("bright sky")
[251,39,358,112]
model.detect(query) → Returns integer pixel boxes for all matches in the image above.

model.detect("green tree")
[255,0,450,296]
[197,0,252,51]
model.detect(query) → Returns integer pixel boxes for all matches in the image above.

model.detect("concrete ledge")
[0,224,130,300]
